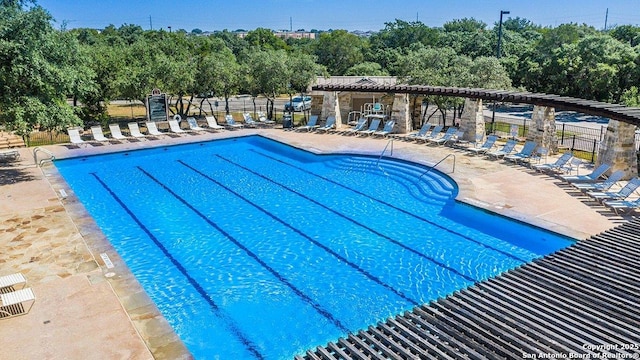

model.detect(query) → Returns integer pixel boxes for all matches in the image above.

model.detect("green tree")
[244,28,288,50]
[0,2,90,141]
[242,48,289,118]
[344,62,389,76]
[314,30,366,75]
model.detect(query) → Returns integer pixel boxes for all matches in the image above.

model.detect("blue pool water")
[55,135,573,359]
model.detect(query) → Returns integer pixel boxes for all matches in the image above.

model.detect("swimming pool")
[55,135,573,359]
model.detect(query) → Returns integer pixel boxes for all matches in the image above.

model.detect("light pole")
[492,10,509,134]
[168,26,172,33]
[496,10,509,58]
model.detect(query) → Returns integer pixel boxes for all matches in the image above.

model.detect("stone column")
[321,92,343,129]
[459,98,484,142]
[597,120,638,180]
[391,93,410,134]
[527,105,558,154]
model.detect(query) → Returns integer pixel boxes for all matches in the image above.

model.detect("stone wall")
[391,93,410,134]
[528,105,558,154]
[597,119,638,179]
[459,98,484,142]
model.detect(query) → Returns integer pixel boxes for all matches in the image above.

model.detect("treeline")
[3,0,640,138]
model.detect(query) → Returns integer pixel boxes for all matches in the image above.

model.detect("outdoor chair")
[295,115,319,131]
[587,177,640,202]
[315,116,336,133]
[187,117,205,131]
[504,141,537,163]
[532,151,572,173]
[466,135,498,155]
[426,127,456,146]
[204,116,225,130]
[0,288,35,319]
[486,139,517,159]
[67,128,85,145]
[108,124,128,140]
[560,163,611,184]
[373,120,396,138]
[128,123,147,138]
[224,115,244,129]
[90,126,110,142]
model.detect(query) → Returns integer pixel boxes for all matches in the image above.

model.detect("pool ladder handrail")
[376,138,394,175]
[417,153,455,181]
[33,147,55,167]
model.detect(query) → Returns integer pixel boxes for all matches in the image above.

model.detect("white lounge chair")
[145,122,164,136]
[168,119,186,134]
[224,114,244,129]
[242,113,259,128]
[257,112,275,126]
[108,124,128,140]
[128,122,147,138]
[0,288,35,319]
[186,117,205,131]
[0,273,26,290]
[90,126,109,142]
[67,128,85,145]
[205,116,225,130]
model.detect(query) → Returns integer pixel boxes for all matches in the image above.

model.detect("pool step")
[297,218,640,359]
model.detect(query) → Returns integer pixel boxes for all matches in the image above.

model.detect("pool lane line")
[178,160,420,307]
[89,173,265,360]
[212,155,478,284]
[135,166,350,334]
[250,150,529,264]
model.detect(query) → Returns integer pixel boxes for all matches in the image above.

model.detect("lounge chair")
[145,122,165,136]
[342,118,367,135]
[0,288,35,319]
[242,113,259,128]
[67,128,85,145]
[603,197,640,214]
[486,139,517,159]
[398,122,431,141]
[358,118,381,136]
[466,135,498,155]
[0,149,20,160]
[418,124,443,143]
[373,120,395,138]
[560,163,610,184]
[295,115,319,131]
[572,170,624,193]
[128,122,147,138]
[204,116,225,130]
[427,127,457,146]
[257,112,275,126]
[168,119,186,134]
[532,151,573,173]
[108,124,128,140]
[187,117,205,131]
[587,177,640,202]
[0,273,26,290]
[315,116,336,133]
[91,126,110,142]
[504,141,537,163]
[224,114,244,130]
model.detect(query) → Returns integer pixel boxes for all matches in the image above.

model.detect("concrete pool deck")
[0,127,630,359]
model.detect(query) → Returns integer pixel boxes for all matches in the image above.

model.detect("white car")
[284,96,311,112]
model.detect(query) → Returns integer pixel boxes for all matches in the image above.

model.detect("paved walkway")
[0,127,629,359]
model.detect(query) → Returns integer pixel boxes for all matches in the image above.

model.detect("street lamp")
[492,10,510,134]
[496,10,510,58]
[168,26,172,33]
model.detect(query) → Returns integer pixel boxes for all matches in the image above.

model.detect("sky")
[36,0,640,33]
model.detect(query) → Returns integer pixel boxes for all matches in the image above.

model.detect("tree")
[314,30,366,75]
[0,2,90,141]
[345,62,389,76]
[193,37,240,116]
[242,48,289,119]
[244,28,288,50]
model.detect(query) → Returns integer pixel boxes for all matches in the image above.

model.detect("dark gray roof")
[297,218,640,359]
[312,84,640,127]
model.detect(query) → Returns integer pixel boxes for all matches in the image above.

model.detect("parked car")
[284,96,312,112]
